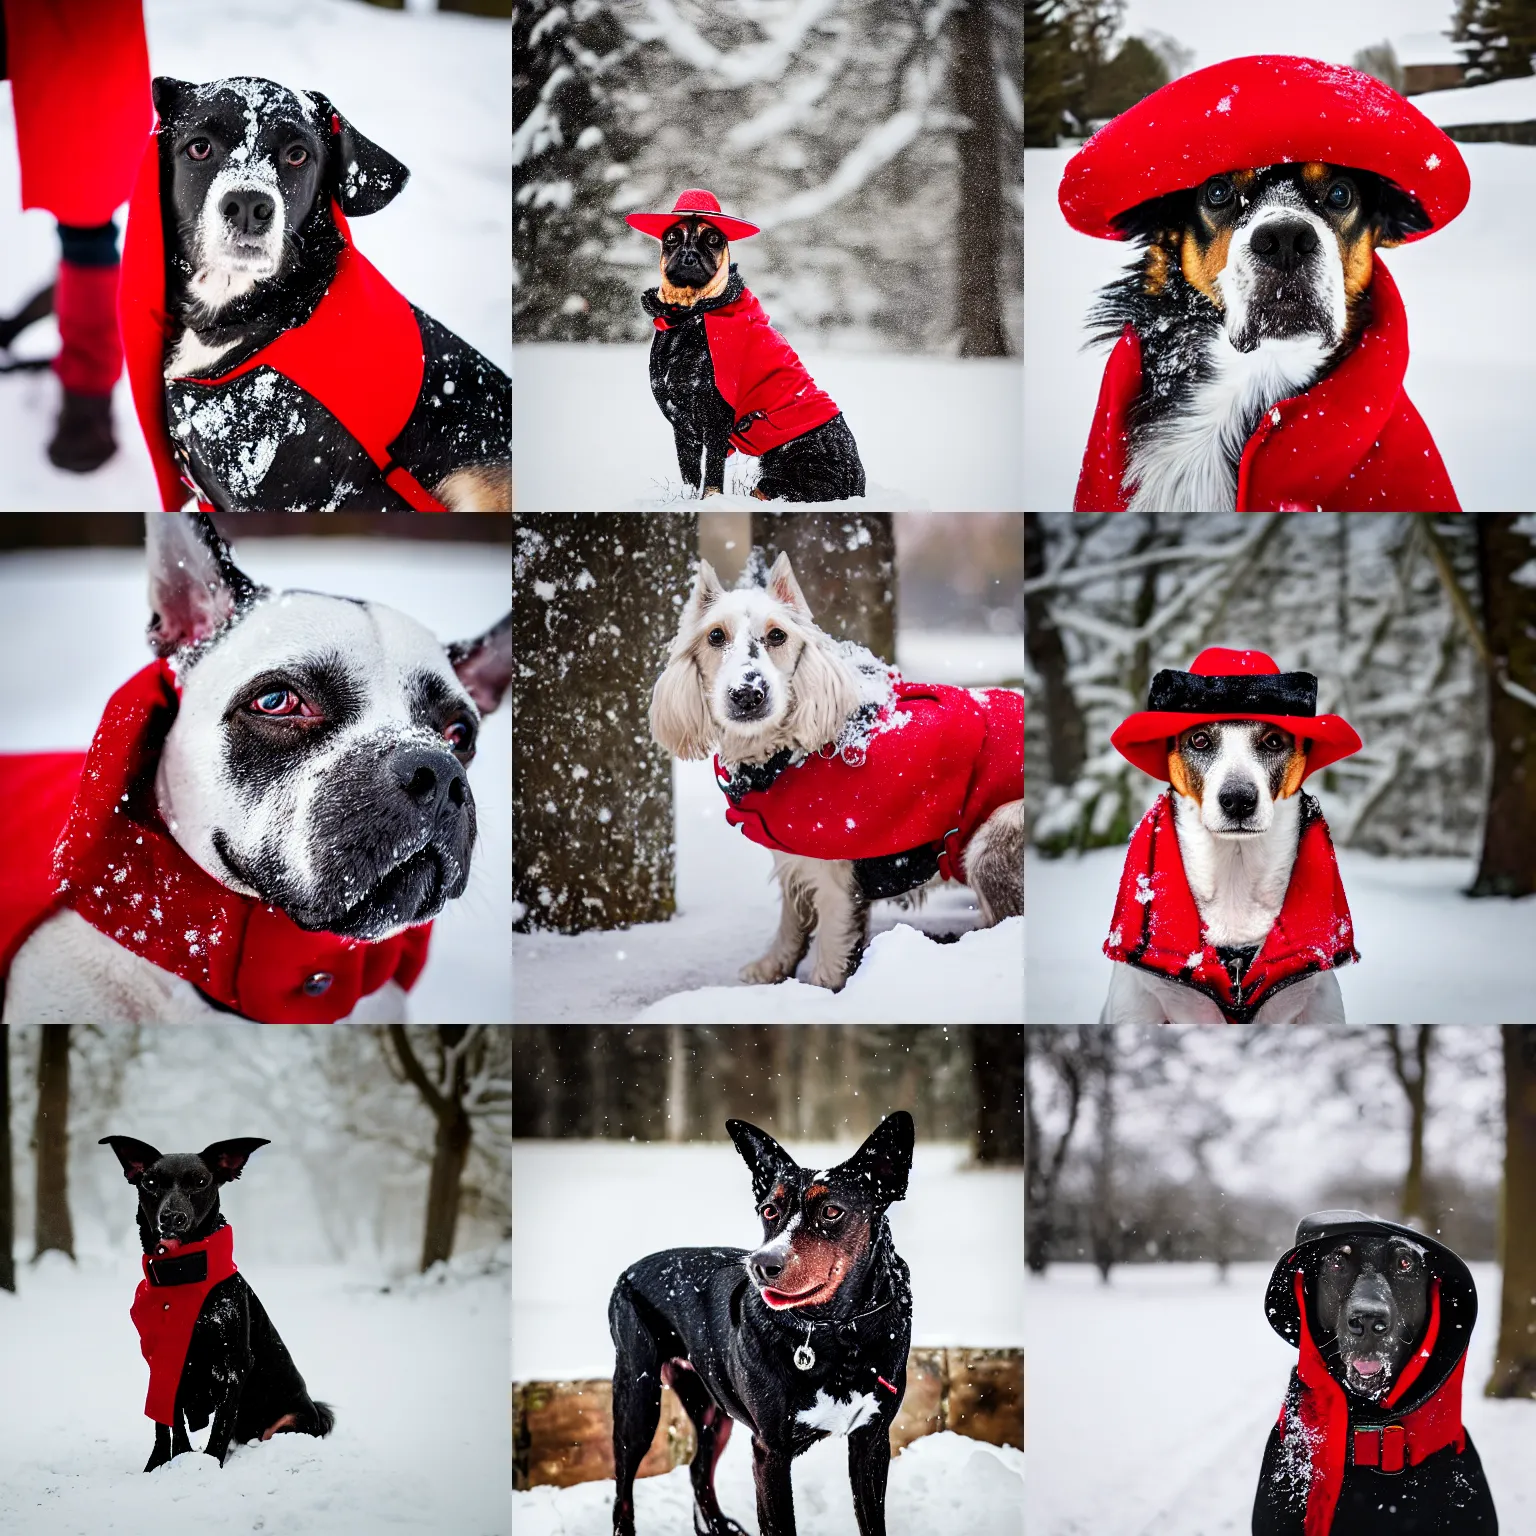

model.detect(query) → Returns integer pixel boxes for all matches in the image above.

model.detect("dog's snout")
[158,1206,190,1234]
[750,1250,785,1284]
[1217,780,1260,821]
[1249,218,1319,273]
[392,746,469,817]
[729,680,766,712]
[221,188,276,236]
[1347,1292,1392,1337]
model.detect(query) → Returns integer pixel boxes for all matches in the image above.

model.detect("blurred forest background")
[514,0,1022,355]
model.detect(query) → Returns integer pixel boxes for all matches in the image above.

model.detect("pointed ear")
[839,1112,914,1207]
[199,1137,271,1184]
[308,91,410,216]
[151,77,196,123]
[766,552,813,620]
[99,1136,163,1184]
[727,1119,797,1205]
[145,512,261,658]
[448,613,511,717]
[683,560,726,622]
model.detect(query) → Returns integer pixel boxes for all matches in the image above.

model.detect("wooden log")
[945,1348,1024,1450]
[890,1347,946,1453]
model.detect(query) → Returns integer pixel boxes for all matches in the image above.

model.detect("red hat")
[1060,56,1469,243]
[625,188,760,241]
[1111,648,1362,781]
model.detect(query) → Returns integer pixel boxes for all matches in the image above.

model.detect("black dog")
[1254,1210,1497,1534]
[126,76,510,512]
[101,1135,334,1471]
[609,1111,913,1536]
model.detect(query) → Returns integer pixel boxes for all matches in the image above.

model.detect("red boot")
[49,259,123,472]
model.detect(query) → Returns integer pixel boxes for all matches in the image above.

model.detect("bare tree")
[1024,1027,1087,1273]
[1385,1026,1434,1226]
[1488,1025,1536,1397]
[33,1025,73,1262]
[1024,512,1086,786]
[973,1027,1023,1164]
[0,1026,13,1291]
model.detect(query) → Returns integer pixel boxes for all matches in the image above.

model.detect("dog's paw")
[807,964,851,992]
[740,955,795,985]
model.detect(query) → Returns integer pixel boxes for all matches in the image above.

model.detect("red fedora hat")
[1111,647,1362,781]
[625,188,761,241]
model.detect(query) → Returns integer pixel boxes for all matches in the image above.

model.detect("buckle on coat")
[1353,1423,1407,1474]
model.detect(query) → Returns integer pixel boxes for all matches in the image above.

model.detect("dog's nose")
[750,1252,785,1285]
[1347,1294,1392,1337]
[392,746,469,819]
[1249,218,1319,273]
[729,681,766,713]
[221,189,276,236]
[159,1208,189,1234]
[1217,781,1260,820]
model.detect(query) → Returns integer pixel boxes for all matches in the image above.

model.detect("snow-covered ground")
[1413,75,1536,128]
[511,1140,1024,1535]
[0,1248,510,1536]
[511,344,1023,511]
[0,0,510,510]
[1027,1262,1535,1535]
[1024,142,1536,511]
[0,537,511,1022]
[1025,846,1536,1024]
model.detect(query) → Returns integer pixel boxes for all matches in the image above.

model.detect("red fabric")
[1111,647,1362,781]
[0,662,433,1022]
[119,133,445,512]
[626,187,761,241]
[1059,56,1469,242]
[130,1224,238,1425]
[3,0,152,227]
[54,259,125,396]
[716,683,1023,878]
[0,754,86,977]
[650,285,841,457]
[1074,261,1461,512]
[1103,790,1358,1022]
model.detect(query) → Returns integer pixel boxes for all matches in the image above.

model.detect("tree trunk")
[513,513,696,932]
[0,1025,14,1292]
[1024,1029,1085,1275]
[973,1027,1023,1164]
[665,1026,689,1142]
[1024,513,1086,785]
[389,1025,474,1273]
[1385,1025,1432,1226]
[1472,513,1536,896]
[747,512,896,662]
[1089,1036,1116,1283]
[1487,1025,1536,1397]
[33,1025,74,1261]
[948,0,1011,356]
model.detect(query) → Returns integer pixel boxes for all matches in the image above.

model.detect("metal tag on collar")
[793,1324,815,1372]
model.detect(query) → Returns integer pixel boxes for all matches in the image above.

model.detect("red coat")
[652,284,841,456]
[717,683,1023,880]
[2,0,151,227]
[1075,260,1460,512]
[130,1224,238,1425]
[0,662,432,1023]
[1104,789,1357,1023]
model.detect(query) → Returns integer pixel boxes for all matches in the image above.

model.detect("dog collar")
[53,661,432,1022]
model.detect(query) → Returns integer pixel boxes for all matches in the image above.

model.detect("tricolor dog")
[609,1112,914,1536]
[1101,649,1361,1024]
[121,76,511,512]
[1060,56,1467,512]
[0,513,511,1024]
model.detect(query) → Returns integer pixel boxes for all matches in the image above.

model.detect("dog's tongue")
[155,1236,183,1253]
[1351,1358,1384,1378]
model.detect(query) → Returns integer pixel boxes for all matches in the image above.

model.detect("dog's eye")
[1396,1252,1414,1271]
[823,1205,843,1222]
[284,144,310,167]
[706,230,722,246]
[1325,180,1354,211]
[765,628,787,647]
[1261,732,1287,752]
[1188,732,1211,752]
[250,688,302,716]
[186,139,213,162]
[444,719,476,753]
[707,627,727,647]
[1203,177,1234,209]
[761,1204,778,1222]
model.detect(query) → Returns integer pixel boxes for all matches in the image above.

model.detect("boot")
[48,390,117,473]
[50,256,123,471]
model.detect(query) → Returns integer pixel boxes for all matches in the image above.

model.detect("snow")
[1026,846,1536,1024]
[1412,75,1536,128]
[0,538,510,1022]
[1027,1262,1535,1534]
[0,1250,509,1536]
[511,343,1023,510]
[1025,144,1536,512]
[0,0,509,509]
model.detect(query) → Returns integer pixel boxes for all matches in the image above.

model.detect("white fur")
[165,327,242,380]
[1219,199,1348,354]
[795,1389,879,1437]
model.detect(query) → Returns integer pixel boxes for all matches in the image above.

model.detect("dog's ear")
[1370,176,1433,248]
[145,512,262,658]
[306,90,410,217]
[199,1138,271,1184]
[650,653,715,760]
[152,77,196,124]
[682,560,726,623]
[727,1119,798,1205]
[448,613,511,716]
[783,632,860,753]
[838,1112,915,1207]
[765,552,813,621]
[99,1136,163,1184]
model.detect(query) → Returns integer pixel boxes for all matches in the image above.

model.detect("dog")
[609,1111,914,1536]
[627,189,865,502]
[649,552,1023,990]
[0,512,511,1023]
[1254,1211,1497,1534]
[100,1135,334,1472]
[122,76,510,512]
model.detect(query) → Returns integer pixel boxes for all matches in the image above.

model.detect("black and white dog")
[129,76,510,511]
[1,513,510,1023]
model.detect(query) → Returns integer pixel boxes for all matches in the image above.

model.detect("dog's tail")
[300,1399,336,1438]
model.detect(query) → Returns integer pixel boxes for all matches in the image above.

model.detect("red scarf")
[0,661,431,1022]
[1284,1270,1467,1536]
[716,683,1023,880]
[120,128,445,512]
[130,1223,239,1425]
[1104,789,1357,1022]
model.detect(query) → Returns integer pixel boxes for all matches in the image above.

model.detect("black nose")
[221,189,275,236]
[159,1208,189,1233]
[392,746,469,819]
[729,681,766,712]
[1348,1295,1392,1337]
[1249,218,1319,273]
[750,1252,784,1284]
[1217,781,1260,820]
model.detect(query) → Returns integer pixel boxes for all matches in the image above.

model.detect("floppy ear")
[765,552,813,621]
[650,653,715,759]
[145,512,262,658]
[839,1112,915,1207]
[783,632,860,752]
[99,1136,163,1184]
[448,613,512,716]
[1279,745,1307,799]
[151,76,196,123]
[727,1119,798,1205]
[307,90,410,216]
[1371,177,1432,248]
[199,1137,271,1184]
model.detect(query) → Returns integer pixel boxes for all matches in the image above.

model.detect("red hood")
[1074,260,1461,512]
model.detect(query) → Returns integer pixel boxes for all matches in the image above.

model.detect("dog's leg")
[964,801,1024,927]
[701,423,730,499]
[751,1437,797,1536]
[144,1421,173,1473]
[203,1373,247,1465]
[666,1362,749,1536]
[170,1404,192,1458]
[807,861,869,992]
[609,1284,664,1536]
[741,860,816,984]
[847,1420,892,1536]
[674,425,706,497]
